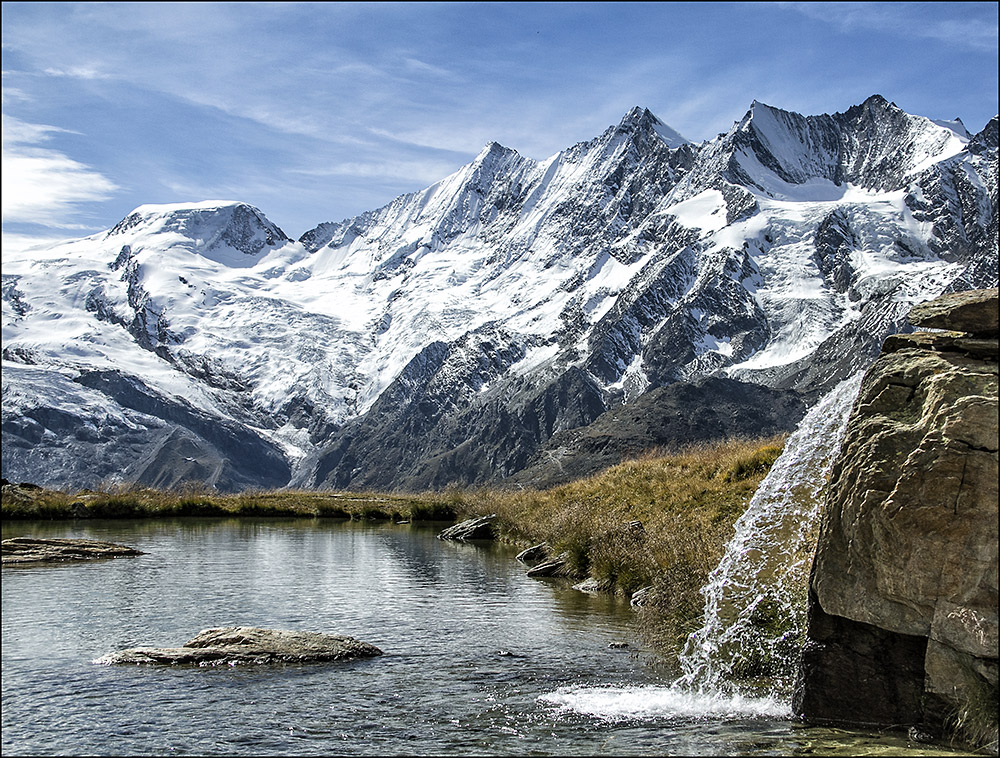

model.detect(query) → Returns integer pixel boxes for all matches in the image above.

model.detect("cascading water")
[675,371,865,699]
[540,372,866,722]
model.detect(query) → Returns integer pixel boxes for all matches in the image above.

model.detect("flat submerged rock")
[95,626,384,666]
[2,537,145,564]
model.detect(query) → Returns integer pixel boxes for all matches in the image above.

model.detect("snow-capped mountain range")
[3,95,997,491]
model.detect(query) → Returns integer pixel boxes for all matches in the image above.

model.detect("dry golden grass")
[0,481,457,522]
[448,436,786,656]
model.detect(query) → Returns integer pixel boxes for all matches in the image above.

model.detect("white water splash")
[675,371,865,695]
[539,684,788,722]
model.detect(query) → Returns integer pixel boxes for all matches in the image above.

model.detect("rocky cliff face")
[794,288,998,748]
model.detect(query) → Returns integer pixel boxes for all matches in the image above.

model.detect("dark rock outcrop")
[2,537,145,564]
[796,590,930,728]
[908,288,999,335]
[526,552,572,578]
[794,288,999,748]
[1,366,292,493]
[515,543,550,565]
[95,626,383,666]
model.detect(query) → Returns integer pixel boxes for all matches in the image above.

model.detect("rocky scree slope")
[2,97,997,492]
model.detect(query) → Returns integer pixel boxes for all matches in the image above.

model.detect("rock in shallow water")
[437,514,496,541]
[95,626,384,666]
[526,553,571,578]
[515,543,550,565]
[2,537,145,564]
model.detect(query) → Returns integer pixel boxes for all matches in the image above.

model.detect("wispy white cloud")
[782,2,998,52]
[1,114,118,227]
[401,57,458,79]
[42,65,113,80]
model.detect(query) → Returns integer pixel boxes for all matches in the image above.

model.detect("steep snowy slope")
[2,97,996,491]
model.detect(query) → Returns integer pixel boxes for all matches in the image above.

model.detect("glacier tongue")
[2,96,996,492]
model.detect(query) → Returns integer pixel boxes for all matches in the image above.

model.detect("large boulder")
[95,626,383,666]
[908,287,999,335]
[794,288,998,747]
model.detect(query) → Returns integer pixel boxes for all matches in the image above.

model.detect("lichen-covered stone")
[882,332,999,360]
[515,543,550,565]
[437,514,496,542]
[810,348,997,644]
[95,626,383,666]
[526,553,571,578]
[908,287,999,335]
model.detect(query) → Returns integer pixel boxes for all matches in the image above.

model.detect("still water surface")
[1,519,972,756]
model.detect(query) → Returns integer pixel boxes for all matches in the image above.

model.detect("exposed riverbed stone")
[573,576,612,593]
[794,288,999,747]
[2,537,145,564]
[437,514,497,541]
[629,585,655,608]
[526,552,572,578]
[95,626,383,666]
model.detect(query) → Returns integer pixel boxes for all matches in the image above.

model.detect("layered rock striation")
[794,288,998,747]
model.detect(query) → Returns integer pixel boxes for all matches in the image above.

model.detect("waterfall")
[675,371,865,697]
[538,372,865,721]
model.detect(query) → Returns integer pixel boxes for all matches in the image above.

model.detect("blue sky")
[2,2,997,252]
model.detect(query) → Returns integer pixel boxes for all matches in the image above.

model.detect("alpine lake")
[1,518,976,756]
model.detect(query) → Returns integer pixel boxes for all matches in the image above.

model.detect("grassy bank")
[0,482,457,522]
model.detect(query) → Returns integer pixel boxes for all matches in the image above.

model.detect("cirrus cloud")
[2,114,118,228]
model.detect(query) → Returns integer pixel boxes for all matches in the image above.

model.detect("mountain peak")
[740,99,784,129]
[476,141,518,161]
[617,106,690,148]
[620,105,655,124]
[970,115,998,152]
[862,93,891,109]
[106,201,290,265]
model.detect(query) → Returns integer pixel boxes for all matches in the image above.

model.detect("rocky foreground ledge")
[2,537,145,564]
[95,626,384,666]
[795,287,998,748]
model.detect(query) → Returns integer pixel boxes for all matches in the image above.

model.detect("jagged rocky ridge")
[2,97,997,491]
